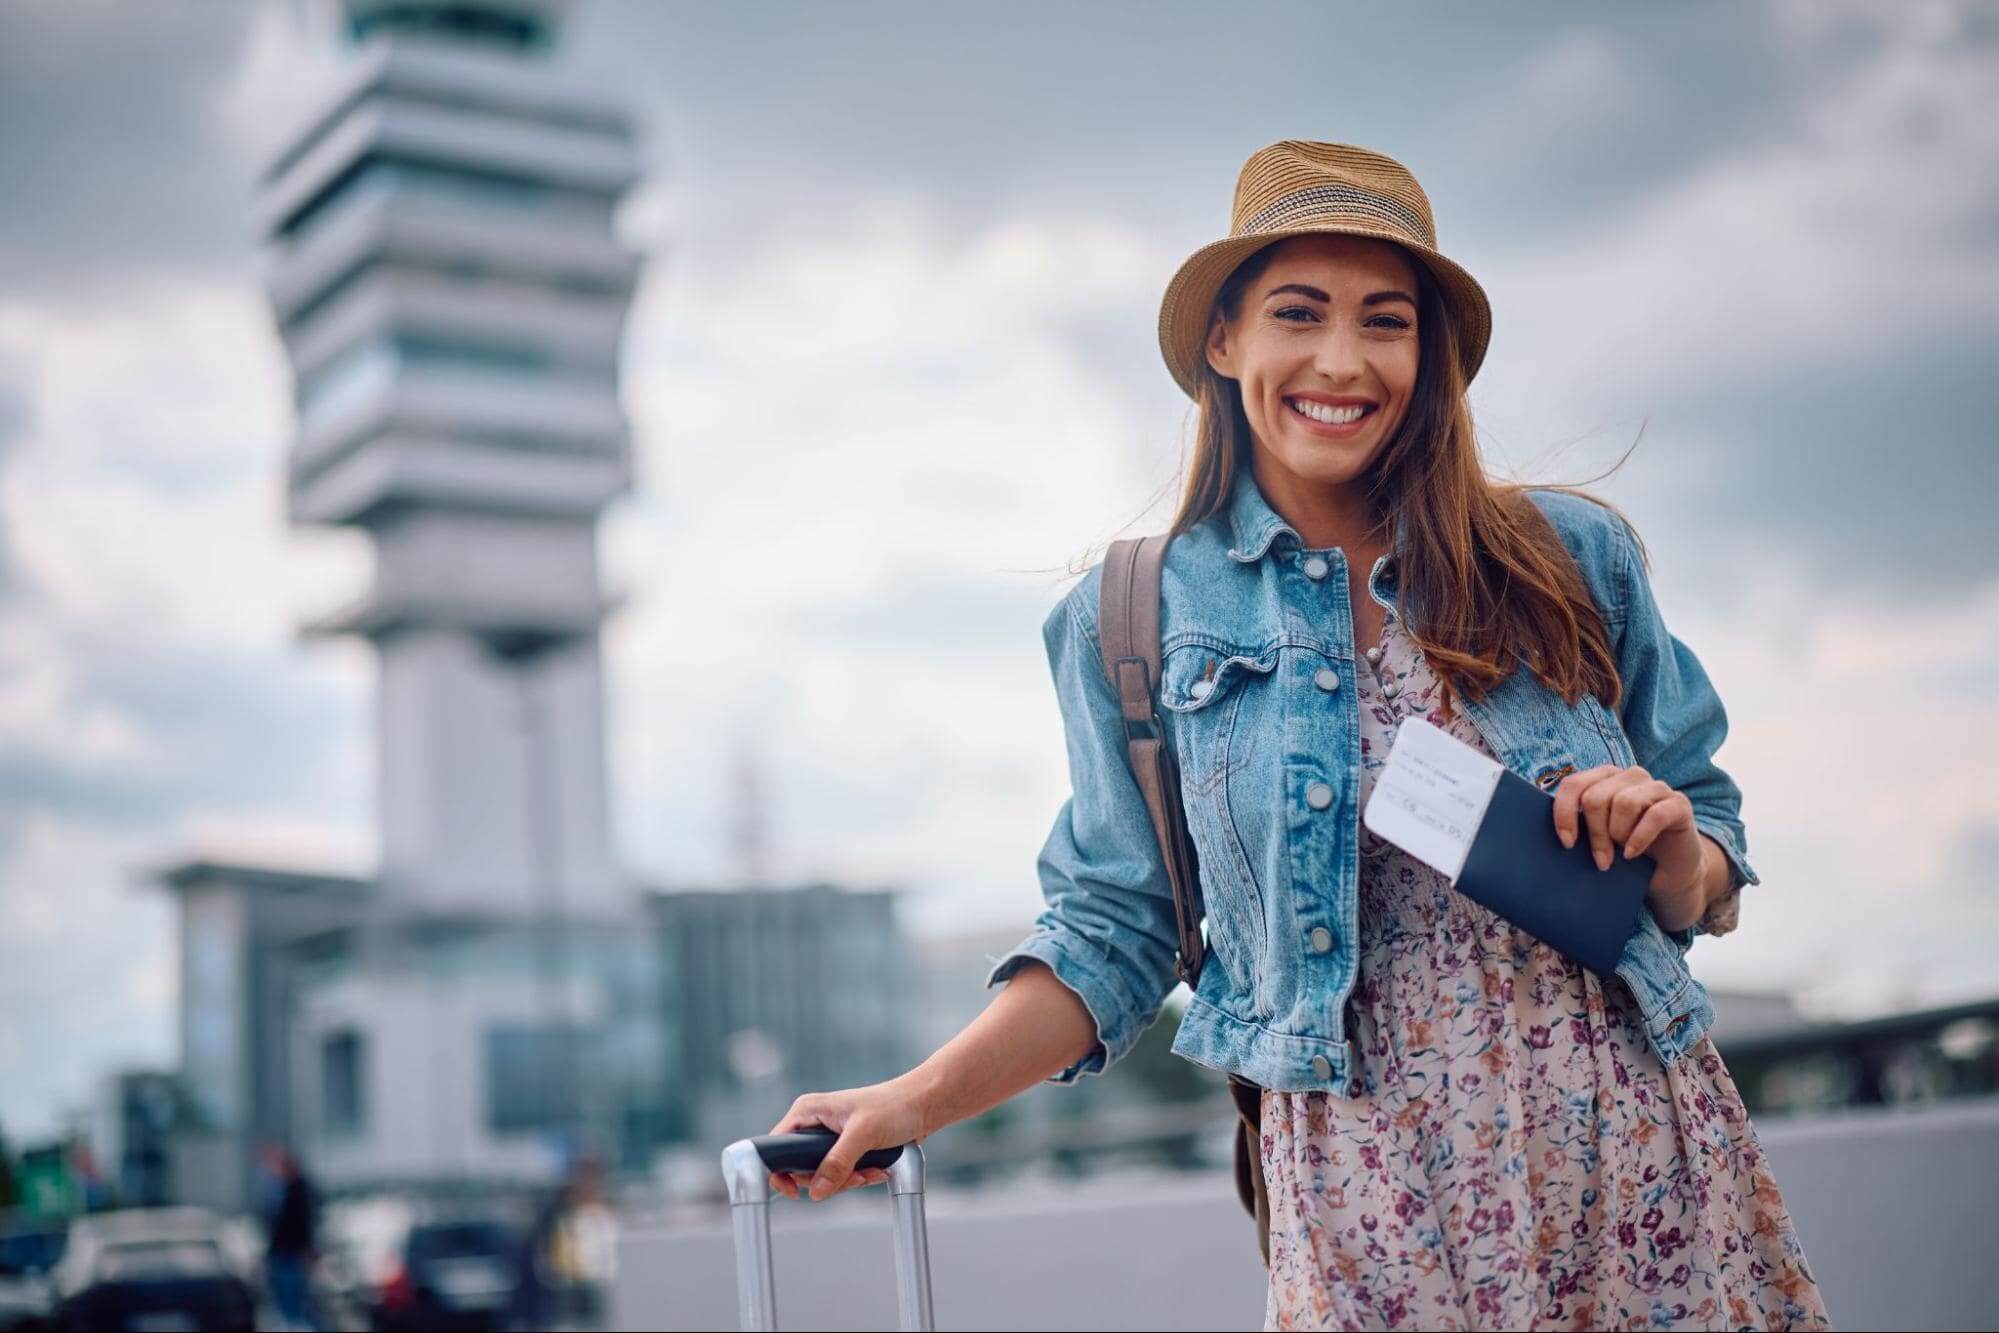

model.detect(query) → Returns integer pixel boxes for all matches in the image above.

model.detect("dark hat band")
[1239,183,1434,249]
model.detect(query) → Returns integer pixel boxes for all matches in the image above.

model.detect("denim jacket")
[986,468,1760,1094]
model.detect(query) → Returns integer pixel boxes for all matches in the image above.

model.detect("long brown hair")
[1170,239,1646,715]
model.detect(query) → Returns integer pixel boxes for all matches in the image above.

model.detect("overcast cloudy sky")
[2,1,1995,1140]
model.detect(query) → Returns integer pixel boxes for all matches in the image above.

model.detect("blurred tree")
[0,1124,17,1209]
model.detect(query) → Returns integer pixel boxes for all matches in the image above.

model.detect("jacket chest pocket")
[1159,642,1277,1015]
[1159,644,1278,793]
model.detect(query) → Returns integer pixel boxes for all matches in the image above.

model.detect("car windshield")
[407,1223,510,1262]
[95,1238,227,1281]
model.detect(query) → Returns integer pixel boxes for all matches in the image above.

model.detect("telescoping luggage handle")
[719,1131,935,1332]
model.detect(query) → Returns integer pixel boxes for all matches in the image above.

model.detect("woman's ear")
[1204,313,1236,380]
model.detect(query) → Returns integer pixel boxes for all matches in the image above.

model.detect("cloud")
[603,201,1181,918]
[0,354,26,597]
[1467,0,1999,593]
[0,812,180,1136]
[0,2,272,305]
[1642,556,1999,1015]
[0,279,372,1138]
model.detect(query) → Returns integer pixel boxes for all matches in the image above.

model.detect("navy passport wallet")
[1452,765,1652,977]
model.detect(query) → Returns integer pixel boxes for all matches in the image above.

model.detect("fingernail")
[1560,829,1572,848]
[1622,841,1634,858]
[810,1175,831,1198]
[1595,850,1608,870]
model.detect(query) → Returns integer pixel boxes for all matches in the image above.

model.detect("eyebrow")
[1264,283,1417,308]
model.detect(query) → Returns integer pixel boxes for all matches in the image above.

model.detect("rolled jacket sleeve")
[1608,514,1760,948]
[984,576,1184,1084]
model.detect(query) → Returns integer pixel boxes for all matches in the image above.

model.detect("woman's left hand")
[1551,764,1706,927]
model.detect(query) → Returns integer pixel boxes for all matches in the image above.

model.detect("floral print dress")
[1259,600,1832,1331]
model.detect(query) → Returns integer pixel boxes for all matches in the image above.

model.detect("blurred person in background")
[259,1143,323,1332]
[760,140,1830,1331]
[549,1156,613,1329]
[508,1153,608,1331]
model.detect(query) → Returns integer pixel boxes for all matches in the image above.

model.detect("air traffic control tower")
[263,0,641,919]
[157,0,669,1207]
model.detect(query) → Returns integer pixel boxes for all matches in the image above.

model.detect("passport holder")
[1451,764,1652,976]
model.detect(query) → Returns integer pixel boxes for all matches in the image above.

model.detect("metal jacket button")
[1302,556,1330,580]
[1311,1054,1334,1079]
[1305,782,1334,810]
[1314,667,1340,692]
[1309,926,1334,953]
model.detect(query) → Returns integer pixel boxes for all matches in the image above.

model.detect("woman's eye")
[1274,307,1411,330]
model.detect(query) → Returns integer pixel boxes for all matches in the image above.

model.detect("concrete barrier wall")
[614,1098,1999,1331]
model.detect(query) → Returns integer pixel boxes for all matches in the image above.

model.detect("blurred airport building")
[137,0,917,1216]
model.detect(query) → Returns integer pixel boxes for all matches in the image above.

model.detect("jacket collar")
[1223,466,1404,589]
[1224,465,1299,563]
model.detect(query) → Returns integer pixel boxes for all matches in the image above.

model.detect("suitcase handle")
[721,1136,934,1331]
[748,1131,906,1176]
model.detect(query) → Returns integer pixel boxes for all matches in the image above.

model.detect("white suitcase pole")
[887,1144,935,1332]
[720,1139,778,1331]
[720,1132,935,1332]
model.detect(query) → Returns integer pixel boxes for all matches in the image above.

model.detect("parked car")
[0,1215,67,1333]
[50,1208,254,1333]
[369,1218,519,1333]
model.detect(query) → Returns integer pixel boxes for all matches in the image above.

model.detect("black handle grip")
[751,1130,906,1174]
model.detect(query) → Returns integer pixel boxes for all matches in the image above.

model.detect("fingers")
[1621,790,1688,860]
[809,1127,871,1200]
[1552,765,1620,852]
[768,1165,889,1200]
[765,1088,905,1200]
[1555,766,1667,870]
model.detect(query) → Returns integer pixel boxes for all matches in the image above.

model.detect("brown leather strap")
[1228,1074,1271,1267]
[1100,536,1206,989]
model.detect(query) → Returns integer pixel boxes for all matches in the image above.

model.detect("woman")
[767,141,1830,1331]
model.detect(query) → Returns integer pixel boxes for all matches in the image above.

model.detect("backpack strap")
[1100,535,1206,989]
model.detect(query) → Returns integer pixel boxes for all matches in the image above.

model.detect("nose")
[1310,319,1369,386]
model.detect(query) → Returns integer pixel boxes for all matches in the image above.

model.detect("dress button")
[1382,678,1400,697]
[1364,646,1382,666]
[1314,667,1340,692]
[1302,556,1330,581]
[1311,1054,1333,1080]
[1309,926,1334,953]
[1305,782,1334,810]
[1190,678,1213,700]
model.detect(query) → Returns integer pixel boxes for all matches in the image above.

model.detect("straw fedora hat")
[1157,140,1492,401]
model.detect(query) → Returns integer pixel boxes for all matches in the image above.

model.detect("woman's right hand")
[766,1074,933,1202]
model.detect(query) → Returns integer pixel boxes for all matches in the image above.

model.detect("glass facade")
[485,1024,578,1136]
[321,1028,368,1141]
[180,894,245,1132]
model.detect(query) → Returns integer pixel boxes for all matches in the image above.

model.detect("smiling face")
[1204,233,1423,533]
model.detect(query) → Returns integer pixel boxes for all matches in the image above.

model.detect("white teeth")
[1288,397,1369,425]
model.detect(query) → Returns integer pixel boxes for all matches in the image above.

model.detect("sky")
[1,0,1996,1140]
